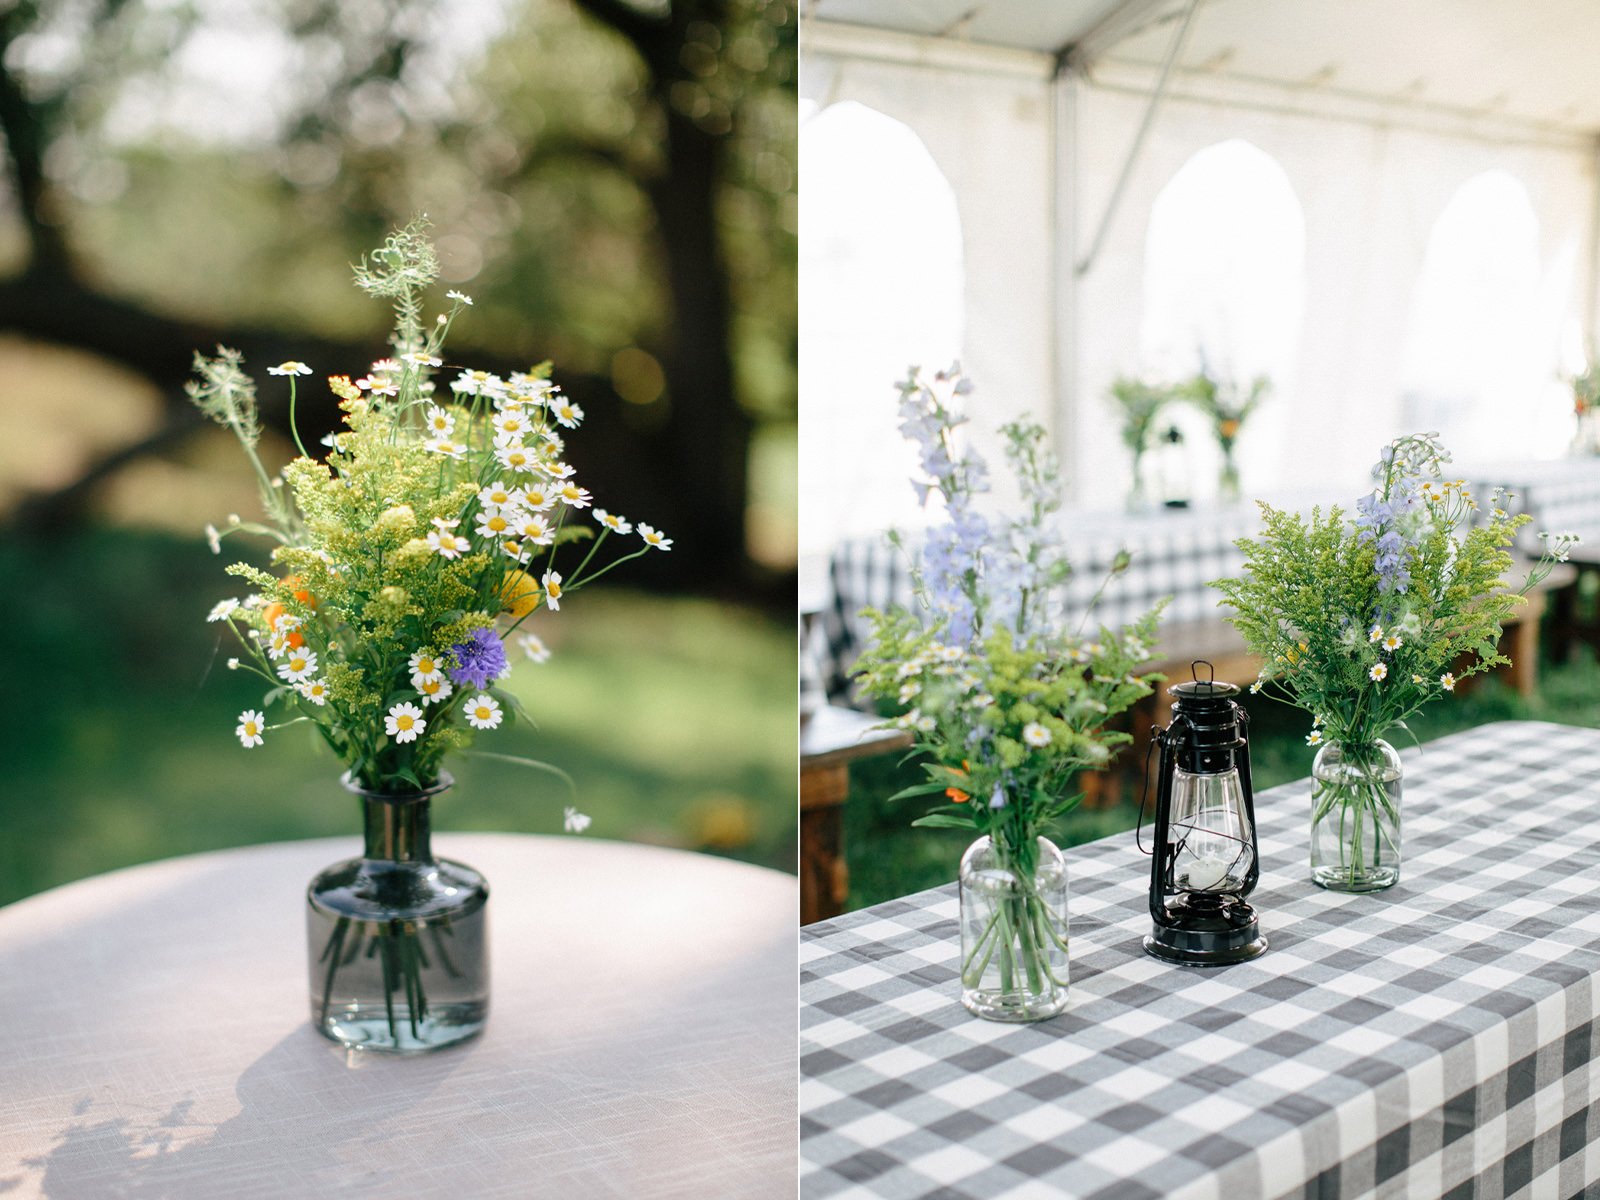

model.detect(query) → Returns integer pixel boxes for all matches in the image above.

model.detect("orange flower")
[283,575,318,609]
[945,759,970,802]
[1219,418,1241,440]
[261,602,304,649]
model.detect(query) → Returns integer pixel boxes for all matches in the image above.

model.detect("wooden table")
[0,835,796,1198]
[801,706,912,925]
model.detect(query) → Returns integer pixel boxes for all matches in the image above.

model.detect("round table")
[0,835,797,1198]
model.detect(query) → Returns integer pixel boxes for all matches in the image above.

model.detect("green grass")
[0,527,795,907]
[842,641,1600,911]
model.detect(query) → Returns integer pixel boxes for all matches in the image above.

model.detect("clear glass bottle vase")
[306,773,490,1052]
[957,835,1069,1021]
[1310,739,1402,892]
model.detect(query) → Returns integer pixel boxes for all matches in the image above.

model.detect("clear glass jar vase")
[958,835,1069,1021]
[1310,739,1402,892]
[307,773,489,1052]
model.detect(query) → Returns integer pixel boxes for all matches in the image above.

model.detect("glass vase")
[958,835,1069,1021]
[307,773,489,1052]
[1310,739,1402,892]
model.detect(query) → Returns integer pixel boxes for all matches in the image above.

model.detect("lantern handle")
[1136,713,1191,856]
[1192,660,1214,687]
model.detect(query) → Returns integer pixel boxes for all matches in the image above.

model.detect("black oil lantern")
[1140,663,1268,966]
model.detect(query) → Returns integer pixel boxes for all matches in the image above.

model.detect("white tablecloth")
[0,835,797,1198]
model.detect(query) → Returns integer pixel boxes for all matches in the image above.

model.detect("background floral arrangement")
[854,365,1163,859]
[195,220,670,806]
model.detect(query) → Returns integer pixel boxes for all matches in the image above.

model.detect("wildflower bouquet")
[193,220,671,1048]
[1180,366,1269,501]
[1212,432,1575,890]
[1108,376,1170,508]
[197,221,669,795]
[854,365,1162,1017]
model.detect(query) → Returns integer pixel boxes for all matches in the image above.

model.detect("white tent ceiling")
[803,0,1600,136]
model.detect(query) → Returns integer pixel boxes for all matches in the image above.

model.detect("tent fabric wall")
[1074,72,1596,504]
[800,24,1599,541]
[799,35,1056,552]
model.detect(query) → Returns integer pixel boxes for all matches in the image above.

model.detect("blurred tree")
[0,0,795,593]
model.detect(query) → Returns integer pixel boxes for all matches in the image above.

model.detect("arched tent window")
[798,101,964,553]
[1401,170,1569,458]
[1139,139,1305,496]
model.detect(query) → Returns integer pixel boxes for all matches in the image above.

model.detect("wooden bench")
[800,705,912,924]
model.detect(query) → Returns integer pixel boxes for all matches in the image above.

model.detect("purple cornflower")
[449,628,509,689]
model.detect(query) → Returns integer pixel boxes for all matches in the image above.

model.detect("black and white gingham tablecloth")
[801,721,1600,1199]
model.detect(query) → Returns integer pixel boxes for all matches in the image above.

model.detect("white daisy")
[271,612,301,633]
[551,398,584,428]
[416,676,454,706]
[464,694,503,730]
[556,482,591,509]
[403,351,443,369]
[638,524,673,551]
[409,650,444,685]
[298,679,330,706]
[499,538,532,564]
[425,437,468,459]
[267,629,300,659]
[516,514,555,545]
[1440,672,1457,691]
[1382,634,1402,652]
[493,410,532,440]
[277,650,319,683]
[1369,662,1388,682]
[898,681,921,703]
[267,361,312,376]
[495,442,537,473]
[520,481,556,512]
[385,702,427,743]
[236,710,266,748]
[206,598,240,622]
[1368,624,1384,643]
[205,523,222,554]
[541,570,565,611]
[424,405,454,436]
[595,509,632,534]
[543,460,576,480]
[446,290,473,306]
[564,806,592,834]
[476,508,521,541]
[1022,722,1052,748]
[478,481,523,511]
[365,375,399,397]
[518,633,551,663]
[1306,730,1323,746]
[427,527,472,559]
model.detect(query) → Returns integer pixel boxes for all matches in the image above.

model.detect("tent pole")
[1074,0,1201,277]
[1052,59,1078,501]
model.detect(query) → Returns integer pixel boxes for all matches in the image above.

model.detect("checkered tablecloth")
[801,720,1600,1199]
[1468,458,1600,556]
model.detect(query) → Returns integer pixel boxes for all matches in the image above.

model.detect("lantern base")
[1144,899,1267,967]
